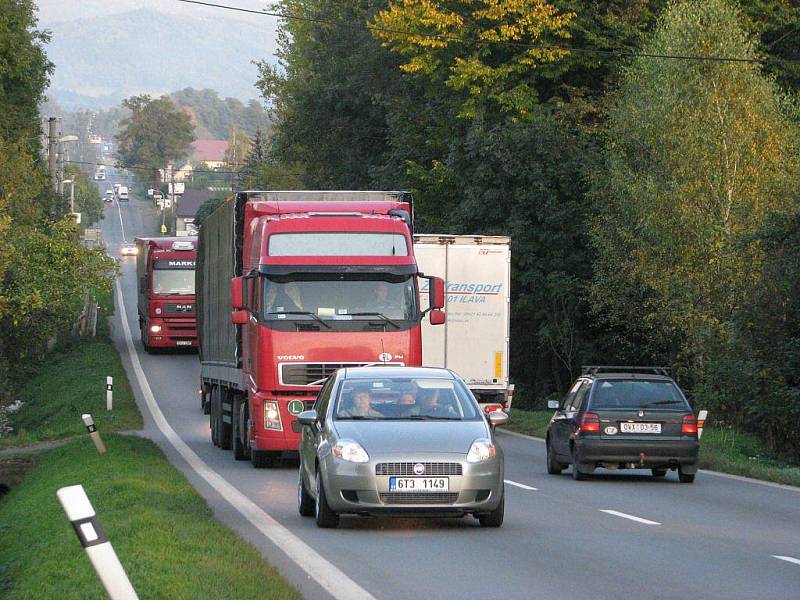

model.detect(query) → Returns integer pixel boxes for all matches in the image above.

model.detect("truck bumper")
[250,394,311,452]
[147,319,197,348]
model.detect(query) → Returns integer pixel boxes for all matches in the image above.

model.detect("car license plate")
[620,422,661,433]
[389,477,449,491]
[176,341,192,346]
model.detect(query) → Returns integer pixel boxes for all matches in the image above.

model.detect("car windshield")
[263,276,417,322]
[334,377,482,421]
[590,380,687,409]
[153,269,195,295]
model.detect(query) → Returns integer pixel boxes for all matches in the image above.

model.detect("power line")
[176,0,790,66]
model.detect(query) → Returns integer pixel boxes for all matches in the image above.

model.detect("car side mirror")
[487,410,509,428]
[429,309,446,325]
[297,410,318,427]
[548,400,560,410]
[231,310,248,325]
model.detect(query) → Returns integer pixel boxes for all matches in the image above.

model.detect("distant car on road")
[545,366,699,483]
[296,366,508,528]
[118,186,129,201]
[120,243,138,256]
[147,188,155,198]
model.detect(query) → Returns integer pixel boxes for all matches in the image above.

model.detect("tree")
[0,0,53,147]
[115,95,195,189]
[590,0,800,386]
[65,165,104,229]
[372,0,575,119]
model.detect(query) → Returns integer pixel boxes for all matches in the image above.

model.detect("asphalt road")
[98,176,800,600]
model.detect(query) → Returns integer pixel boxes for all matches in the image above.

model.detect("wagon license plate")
[176,341,192,346]
[389,477,449,491]
[620,422,661,433]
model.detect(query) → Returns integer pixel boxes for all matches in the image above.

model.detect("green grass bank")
[0,434,300,599]
[506,409,800,487]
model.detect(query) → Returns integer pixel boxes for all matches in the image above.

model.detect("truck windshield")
[263,276,417,322]
[153,270,195,295]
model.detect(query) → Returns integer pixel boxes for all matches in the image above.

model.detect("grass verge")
[0,321,142,449]
[0,434,300,599]
[505,409,800,487]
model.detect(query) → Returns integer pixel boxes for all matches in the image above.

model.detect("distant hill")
[44,8,277,110]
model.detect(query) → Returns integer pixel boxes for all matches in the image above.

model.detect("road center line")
[114,278,375,600]
[115,197,127,242]
[772,555,800,566]
[504,479,537,491]
[599,509,661,525]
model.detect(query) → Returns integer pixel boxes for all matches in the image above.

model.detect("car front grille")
[376,462,463,476]
[280,362,403,386]
[379,492,459,505]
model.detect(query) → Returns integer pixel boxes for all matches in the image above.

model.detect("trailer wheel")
[217,389,232,450]
[210,386,231,450]
[231,396,249,461]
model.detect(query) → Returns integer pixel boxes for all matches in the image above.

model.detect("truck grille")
[280,362,403,386]
[379,492,459,505]
[376,462,462,476]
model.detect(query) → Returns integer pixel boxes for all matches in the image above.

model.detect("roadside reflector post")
[82,414,107,454]
[106,376,113,411]
[697,410,708,439]
[56,485,139,600]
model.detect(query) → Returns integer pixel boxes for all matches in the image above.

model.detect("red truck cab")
[135,237,198,352]
[198,192,445,467]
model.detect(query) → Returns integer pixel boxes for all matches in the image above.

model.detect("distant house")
[176,189,212,236]
[192,140,229,169]
[174,162,193,182]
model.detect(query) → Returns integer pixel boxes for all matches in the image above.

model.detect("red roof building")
[191,140,229,167]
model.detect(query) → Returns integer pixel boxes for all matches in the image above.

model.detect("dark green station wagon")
[545,366,700,482]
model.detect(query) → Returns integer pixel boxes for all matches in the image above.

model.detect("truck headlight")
[332,439,369,463]
[264,401,282,431]
[150,324,162,333]
[467,438,496,462]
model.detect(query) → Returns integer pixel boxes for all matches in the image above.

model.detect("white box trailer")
[415,234,512,412]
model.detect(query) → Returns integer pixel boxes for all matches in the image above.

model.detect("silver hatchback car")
[296,366,508,528]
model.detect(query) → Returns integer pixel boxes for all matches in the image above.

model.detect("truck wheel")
[211,386,231,450]
[652,468,667,477]
[251,450,279,469]
[298,467,314,517]
[140,323,151,354]
[477,491,504,528]
[546,439,564,475]
[314,468,339,528]
[231,397,249,461]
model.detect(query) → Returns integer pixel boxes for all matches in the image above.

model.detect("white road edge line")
[599,510,661,525]
[114,279,375,600]
[504,479,537,491]
[497,429,800,494]
[772,555,800,566]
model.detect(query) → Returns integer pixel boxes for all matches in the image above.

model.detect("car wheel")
[251,450,279,468]
[678,467,695,483]
[314,468,339,528]
[546,440,564,475]
[652,468,667,477]
[298,467,315,517]
[477,491,504,528]
[571,448,590,481]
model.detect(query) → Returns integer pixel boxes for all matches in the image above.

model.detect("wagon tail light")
[578,412,600,434]
[681,414,698,435]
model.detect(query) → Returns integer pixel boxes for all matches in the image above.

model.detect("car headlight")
[332,439,369,463]
[264,401,282,431]
[467,438,496,462]
[149,324,162,333]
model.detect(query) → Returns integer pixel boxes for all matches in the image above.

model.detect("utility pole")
[48,117,58,193]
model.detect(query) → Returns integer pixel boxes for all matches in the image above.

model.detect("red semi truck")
[197,191,445,467]
[135,237,198,352]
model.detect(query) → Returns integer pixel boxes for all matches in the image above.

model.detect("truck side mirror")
[429,276,445,310]
[429,309,446,325]
[231,310,248,325]
[231,276,245,310]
